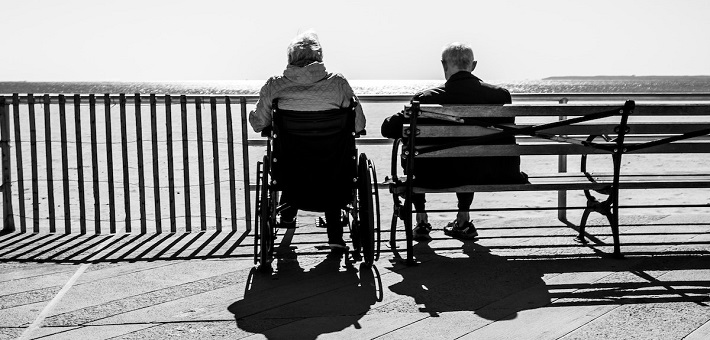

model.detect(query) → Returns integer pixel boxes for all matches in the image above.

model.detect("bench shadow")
[227,250,382,339]
[387,240,710,322]
[389,242,551,321]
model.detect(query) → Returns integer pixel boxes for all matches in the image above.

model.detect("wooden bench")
[387,100,710,263]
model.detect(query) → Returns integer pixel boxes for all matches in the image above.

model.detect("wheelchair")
[254,98,380,270]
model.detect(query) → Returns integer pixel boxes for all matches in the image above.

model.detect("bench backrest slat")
[411,103,622,117]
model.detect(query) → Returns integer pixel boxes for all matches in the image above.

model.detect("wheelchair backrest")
[269,98,358,211]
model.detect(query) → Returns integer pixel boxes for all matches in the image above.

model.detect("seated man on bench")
[381,42,528,241]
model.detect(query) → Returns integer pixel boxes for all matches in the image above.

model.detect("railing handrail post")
[1,96,15,232]
[240,97,251,232]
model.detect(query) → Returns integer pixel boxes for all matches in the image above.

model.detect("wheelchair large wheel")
[347,207,362,254]
[357,153,380,264]
[257,155,276,270]
[253,161,263,265]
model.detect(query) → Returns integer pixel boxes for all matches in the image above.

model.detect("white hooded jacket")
[248,62,366,133]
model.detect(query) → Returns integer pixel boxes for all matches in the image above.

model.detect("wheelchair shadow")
[228,252,383,339]
[388,241,551,321]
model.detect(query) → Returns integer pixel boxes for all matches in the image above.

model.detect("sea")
[3,76,710,95]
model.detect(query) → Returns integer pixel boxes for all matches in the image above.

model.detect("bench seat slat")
[392,172,710,194]
[416,142,710,158]
[411,123,710,139]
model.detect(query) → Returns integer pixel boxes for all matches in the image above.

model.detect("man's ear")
[470,60,478,72]
[441,59,449,72]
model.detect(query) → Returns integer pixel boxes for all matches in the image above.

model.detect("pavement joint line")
[16,235,117,340]
[0,267,77,284]
[18,262,90,340]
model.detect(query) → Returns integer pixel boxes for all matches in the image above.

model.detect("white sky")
[2,0,709,81]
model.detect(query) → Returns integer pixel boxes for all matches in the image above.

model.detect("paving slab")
[108,321,252,340]
[0,301,48,328]
[460,304,616,340]
[684,319,710,340]
[559,302,710,340]
[24,324,152,340]
[0,327,25,340]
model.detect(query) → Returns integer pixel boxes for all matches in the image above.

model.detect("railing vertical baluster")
[12,94,27,233]
[165,95,176,233]
[558,111,568,222]
[58,95,71,233]
[134,94,147,233]
[1,96,16,232]
[89,95,101,233]
[225,96,237,231]
[43,94,56,233]
[180,95,191,232]
[74,94,87,234]
[210,97,222,231]
[150,94,162,233]
[119,94,131,232]
[103,94,116,233]
[28,94,40,233]
[195,97,206,231]
[240,97,251,232]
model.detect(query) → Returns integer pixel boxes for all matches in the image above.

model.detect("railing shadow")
[0,230,252,264]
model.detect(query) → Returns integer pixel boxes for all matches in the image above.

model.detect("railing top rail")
[0,93,255,105]
[1,93,710,105]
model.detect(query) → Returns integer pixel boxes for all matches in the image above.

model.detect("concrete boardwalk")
[1,213,709,339]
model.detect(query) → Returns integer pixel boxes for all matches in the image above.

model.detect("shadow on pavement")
[0,230,251,263]
[386,240,710,323]
[388,241,551,321]
[228,249,382,339]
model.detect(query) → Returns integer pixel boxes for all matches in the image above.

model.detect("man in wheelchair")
[249,31,370,261]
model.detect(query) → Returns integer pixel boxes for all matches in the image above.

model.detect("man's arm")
[248,80,274,133]
[337,76,366,133]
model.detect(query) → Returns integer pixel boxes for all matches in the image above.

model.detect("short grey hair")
[287,31,323,67]
[442,42,475,70]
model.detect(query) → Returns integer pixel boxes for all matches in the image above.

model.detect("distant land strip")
[543,75,710,81]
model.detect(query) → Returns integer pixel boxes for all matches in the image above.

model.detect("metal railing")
[1,93,247,234]
[3,92,710,234]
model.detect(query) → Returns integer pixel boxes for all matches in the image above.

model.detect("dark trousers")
[411,192,475,212]
[280,196,345,247]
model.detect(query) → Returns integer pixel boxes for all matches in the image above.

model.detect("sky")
[2,0,709,82]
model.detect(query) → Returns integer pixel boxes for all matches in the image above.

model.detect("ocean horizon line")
[3,75,710,83]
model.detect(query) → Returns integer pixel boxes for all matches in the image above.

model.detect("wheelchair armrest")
[354,129,367,138]
[260,126,273,137]
[390,137,402,184]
